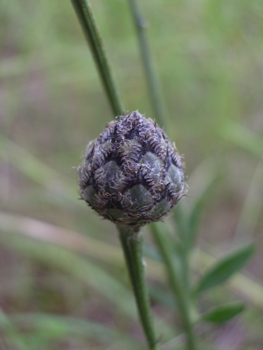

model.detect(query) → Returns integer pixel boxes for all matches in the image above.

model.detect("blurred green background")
[1,0,263,349]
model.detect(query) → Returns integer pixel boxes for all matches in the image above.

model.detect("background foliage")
[1,0,263,349]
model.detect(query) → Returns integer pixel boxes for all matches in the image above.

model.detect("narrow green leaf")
[195,244,254,294]
[202,302,245,324]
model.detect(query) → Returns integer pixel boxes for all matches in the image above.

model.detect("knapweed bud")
[78,111,184,227]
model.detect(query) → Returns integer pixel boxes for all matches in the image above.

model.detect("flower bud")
[78,111,184,227]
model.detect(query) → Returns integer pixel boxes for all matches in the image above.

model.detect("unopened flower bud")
[78,111,184,227]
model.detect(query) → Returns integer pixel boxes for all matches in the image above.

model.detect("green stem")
[71,2,159,347]
[70,0,125,117]
[127,2,196,347]
[127,0,166,127]
[117,225,159,350]
[150,223,196,350]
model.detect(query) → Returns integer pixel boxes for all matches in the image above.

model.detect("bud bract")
[78,111,184,227]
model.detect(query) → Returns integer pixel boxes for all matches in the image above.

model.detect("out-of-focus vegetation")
[1,0,263,349]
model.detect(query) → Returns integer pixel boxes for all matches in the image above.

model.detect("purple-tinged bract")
[78,111,184,227]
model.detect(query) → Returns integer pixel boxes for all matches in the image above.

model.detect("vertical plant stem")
[70,0,125,117]
[127,1,196,348]
[117,225,159,350]
[150,223,196,350]
[127,0,166,126]
[71,1,159,347]
[127,1,196,347]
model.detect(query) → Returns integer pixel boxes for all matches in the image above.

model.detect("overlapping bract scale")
[78,111,185,227]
